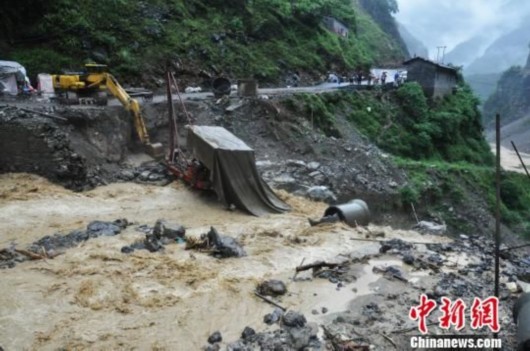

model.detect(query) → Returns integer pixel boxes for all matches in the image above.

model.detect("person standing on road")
[356,71,363,85]
[381,72,387,85]
[394,71,401,86]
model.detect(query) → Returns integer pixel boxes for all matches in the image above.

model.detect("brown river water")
[0,173,449,350]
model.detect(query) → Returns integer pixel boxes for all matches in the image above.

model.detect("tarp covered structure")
[0,61,28,95]
[187,125,290,216]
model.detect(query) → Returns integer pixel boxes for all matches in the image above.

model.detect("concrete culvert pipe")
[514,292,530,351]
[212,77,231,98]
[323,199,370,226]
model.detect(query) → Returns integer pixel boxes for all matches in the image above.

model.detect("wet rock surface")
[206,227,247,258]
[153,219,186,240]
[224,310,319,351]
[118,162,174,185]
[257,280,287,296]
[263,308,284,325]
[208,331,223,344]
[0,219,128,268]
[121,219,186,253]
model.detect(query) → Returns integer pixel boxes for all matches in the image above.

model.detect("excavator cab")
[85,63,108,74]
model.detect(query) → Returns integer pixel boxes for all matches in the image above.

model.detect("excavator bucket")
[145,142,164,158]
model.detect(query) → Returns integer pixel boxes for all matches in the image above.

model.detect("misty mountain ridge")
[465,18,530,75]
[444,34,491,67]
[397,22,428,58]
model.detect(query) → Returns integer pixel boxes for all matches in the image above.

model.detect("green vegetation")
[291,82,492,165]
[287,83,530,237]
[1,0,406,81]
[396,159,530,238]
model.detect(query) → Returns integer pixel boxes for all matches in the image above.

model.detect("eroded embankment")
[0,105,132,190]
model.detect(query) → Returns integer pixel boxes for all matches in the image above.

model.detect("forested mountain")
[0,0,407,83]
[483,49,530,128]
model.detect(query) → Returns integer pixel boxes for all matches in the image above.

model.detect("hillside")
[1,0,407,85]
[397,22,428,58]
[466,20,530,75]
[1,2,530,350]
[465,72,502,102]
[483,49,530,128]
[445,34,490,68]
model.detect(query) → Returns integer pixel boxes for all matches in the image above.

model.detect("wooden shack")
[403,57,458,98]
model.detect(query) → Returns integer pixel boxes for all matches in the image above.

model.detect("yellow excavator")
[51,64,163,157]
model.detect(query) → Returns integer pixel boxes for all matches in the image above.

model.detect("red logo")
[409,294,437,334]
[439,297,466,330]
[470,297,500,333]
[409,295,500,334]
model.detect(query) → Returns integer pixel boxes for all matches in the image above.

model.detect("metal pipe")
[323,199,370,226]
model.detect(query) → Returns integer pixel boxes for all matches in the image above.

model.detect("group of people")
[326,70,405,87]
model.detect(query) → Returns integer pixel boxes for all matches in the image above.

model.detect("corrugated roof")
[403,57,457,72]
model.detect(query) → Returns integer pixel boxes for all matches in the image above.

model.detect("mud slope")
[0,105,133,190]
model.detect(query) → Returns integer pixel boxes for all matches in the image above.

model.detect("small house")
[403,57,458,98]
[322,16,349,38]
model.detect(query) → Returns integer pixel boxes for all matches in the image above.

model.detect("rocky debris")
[224,310,318,350]
[256,279,287,296]
[412,220,447,235]
[264,308,284,325]
[241,327,256,339]
[0,249,27,269]
[379,238,414,254]
[118,162,174,185]
[402,253,415,265]
[372,265,407,282]
[0,105,90,189]
[282,311,307,328]
[30,219,128,253]
[153,219,186,240]
[1,219,128,268]
[206,227,246,258]
[507,282,522,293]
[308,213,341,227]
[306,186,337,203]
[87,220,126,236]
[185,227,246,258]
[208,331,223,344]
[202,344,220,351]
[121,219,187,254]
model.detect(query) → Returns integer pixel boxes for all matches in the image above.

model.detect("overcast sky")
[394,0,530,57]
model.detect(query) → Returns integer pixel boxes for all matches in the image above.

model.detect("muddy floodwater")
[0,173,450,350]
[491,144,530,174]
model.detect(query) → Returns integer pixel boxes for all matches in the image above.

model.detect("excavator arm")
[104,74,163,157]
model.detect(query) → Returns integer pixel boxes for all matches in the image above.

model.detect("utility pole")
[436,46,447,63]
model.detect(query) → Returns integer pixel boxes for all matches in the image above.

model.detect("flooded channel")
[0,173,450,350]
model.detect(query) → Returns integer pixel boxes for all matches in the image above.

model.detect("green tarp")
[187,126,290,216]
